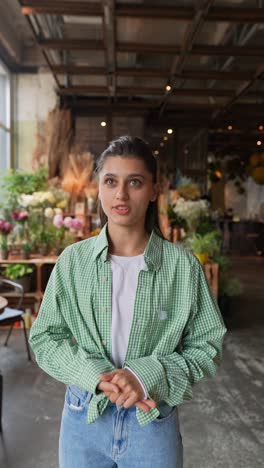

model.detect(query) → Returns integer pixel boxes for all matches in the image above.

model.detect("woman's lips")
[112,206,130,215]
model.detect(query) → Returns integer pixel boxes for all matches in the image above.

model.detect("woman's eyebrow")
[103,173,146,179]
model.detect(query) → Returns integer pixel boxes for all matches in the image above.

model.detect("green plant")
[167,205,187,229]
[0,237,8,251]
[184,231,221,256]
[219,277,243,297]
[196,216,216,236]
[21,241,32,252]
[213,254,232,272]
[1,168,48,196]
[37,229,55,247]
[3,263,34,280]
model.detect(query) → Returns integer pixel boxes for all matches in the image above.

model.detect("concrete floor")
[0,255,264,468]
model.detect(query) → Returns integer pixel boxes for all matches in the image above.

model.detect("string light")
[257,140,262,146]
[167,128,173,134]
[165,85,172,92]
[163,136,168,141]
[258,125,264,131]
[101,121,107,127]
[160,142,164,147]
[154,150,159,155]
[227,125,233,131]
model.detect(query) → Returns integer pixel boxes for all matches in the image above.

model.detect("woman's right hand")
[97,381,156,413]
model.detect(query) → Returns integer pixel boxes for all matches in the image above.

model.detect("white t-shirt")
[109,252,148,399]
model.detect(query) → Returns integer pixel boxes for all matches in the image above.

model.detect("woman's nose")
[116,185,129,199]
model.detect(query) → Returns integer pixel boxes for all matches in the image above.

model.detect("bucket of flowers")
[0,220,14,260]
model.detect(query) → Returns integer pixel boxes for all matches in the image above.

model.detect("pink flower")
[53,214,64,228]
[63,216,73,229]
[71,218,83,231]
[0,220,14,235]
[11,210,29,221]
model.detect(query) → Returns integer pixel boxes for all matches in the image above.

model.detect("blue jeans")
[59,384,183,468]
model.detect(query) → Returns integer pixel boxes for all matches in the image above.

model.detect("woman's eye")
[130,179,141,186]
[105,178,114,185]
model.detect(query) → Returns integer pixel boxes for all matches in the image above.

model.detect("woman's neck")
[107,222,150,257]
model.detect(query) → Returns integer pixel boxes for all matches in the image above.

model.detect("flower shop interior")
[0,1,264,467]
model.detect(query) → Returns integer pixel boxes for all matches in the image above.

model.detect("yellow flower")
[48,194,56,205]
[57,200,67,209]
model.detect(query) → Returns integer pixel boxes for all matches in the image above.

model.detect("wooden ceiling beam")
[39,39,104,50]
[103,0,117,98]
[159,0,215,116]
[51,65,255,81]
[21,2,264,23]
[39,39,264,57]
[21,1,103,16]
[58,86,239,97]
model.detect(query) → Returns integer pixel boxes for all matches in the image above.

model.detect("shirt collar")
[91,222,163,271]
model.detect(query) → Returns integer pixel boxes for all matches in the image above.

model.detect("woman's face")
[98,156,159,229]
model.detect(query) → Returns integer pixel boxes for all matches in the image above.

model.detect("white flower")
[19,194,34,207]
[173,198,209,230]
[44,207,54,218]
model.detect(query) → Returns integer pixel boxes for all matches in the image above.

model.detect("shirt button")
[102,339,106,346]
[101,306,107,313]
[102,276,108,282]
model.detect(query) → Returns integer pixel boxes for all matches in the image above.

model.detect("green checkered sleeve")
[125,257,227,406]
[29,247,115,394]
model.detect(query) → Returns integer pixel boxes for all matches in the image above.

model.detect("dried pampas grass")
[31,107,73,177]
[61,151,96,196]
[46,108,73,178]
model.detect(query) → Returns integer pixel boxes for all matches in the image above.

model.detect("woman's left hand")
[99,369,155,411]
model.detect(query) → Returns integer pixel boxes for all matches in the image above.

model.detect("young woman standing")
[29,136,227,468]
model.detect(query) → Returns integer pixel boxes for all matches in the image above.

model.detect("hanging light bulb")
[163,136,168,141]
[257,140,262,146]
[258,125,264,131]
[154,150,159,155]
[165,85,172,92]
[167,128,173,134]
[227,125,233,131]
[101,121,107,127]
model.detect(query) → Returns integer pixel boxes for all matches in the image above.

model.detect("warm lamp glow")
[215,171,222,179]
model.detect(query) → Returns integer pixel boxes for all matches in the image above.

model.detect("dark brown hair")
[94,135,165,239]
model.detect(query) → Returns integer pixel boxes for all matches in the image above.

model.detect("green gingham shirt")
[29,222,227,427]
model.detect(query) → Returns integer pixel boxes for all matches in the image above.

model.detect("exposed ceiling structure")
[1,0,264,152]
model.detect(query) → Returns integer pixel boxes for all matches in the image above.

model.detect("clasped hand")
[97,369,157,413]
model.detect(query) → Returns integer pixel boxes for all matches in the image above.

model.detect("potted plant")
[0,219,14,260]
[2,263,34,293]
[21,241,32,260]
[184,231,221,265]
[38,231,52,256]
[214,254,243,317]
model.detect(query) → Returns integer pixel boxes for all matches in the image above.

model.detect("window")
[0,60,11,176]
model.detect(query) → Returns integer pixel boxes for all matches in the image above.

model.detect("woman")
[29,136,227,468]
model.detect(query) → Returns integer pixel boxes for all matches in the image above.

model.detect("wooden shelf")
[1,292,43,299]
[0,257,58,313]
